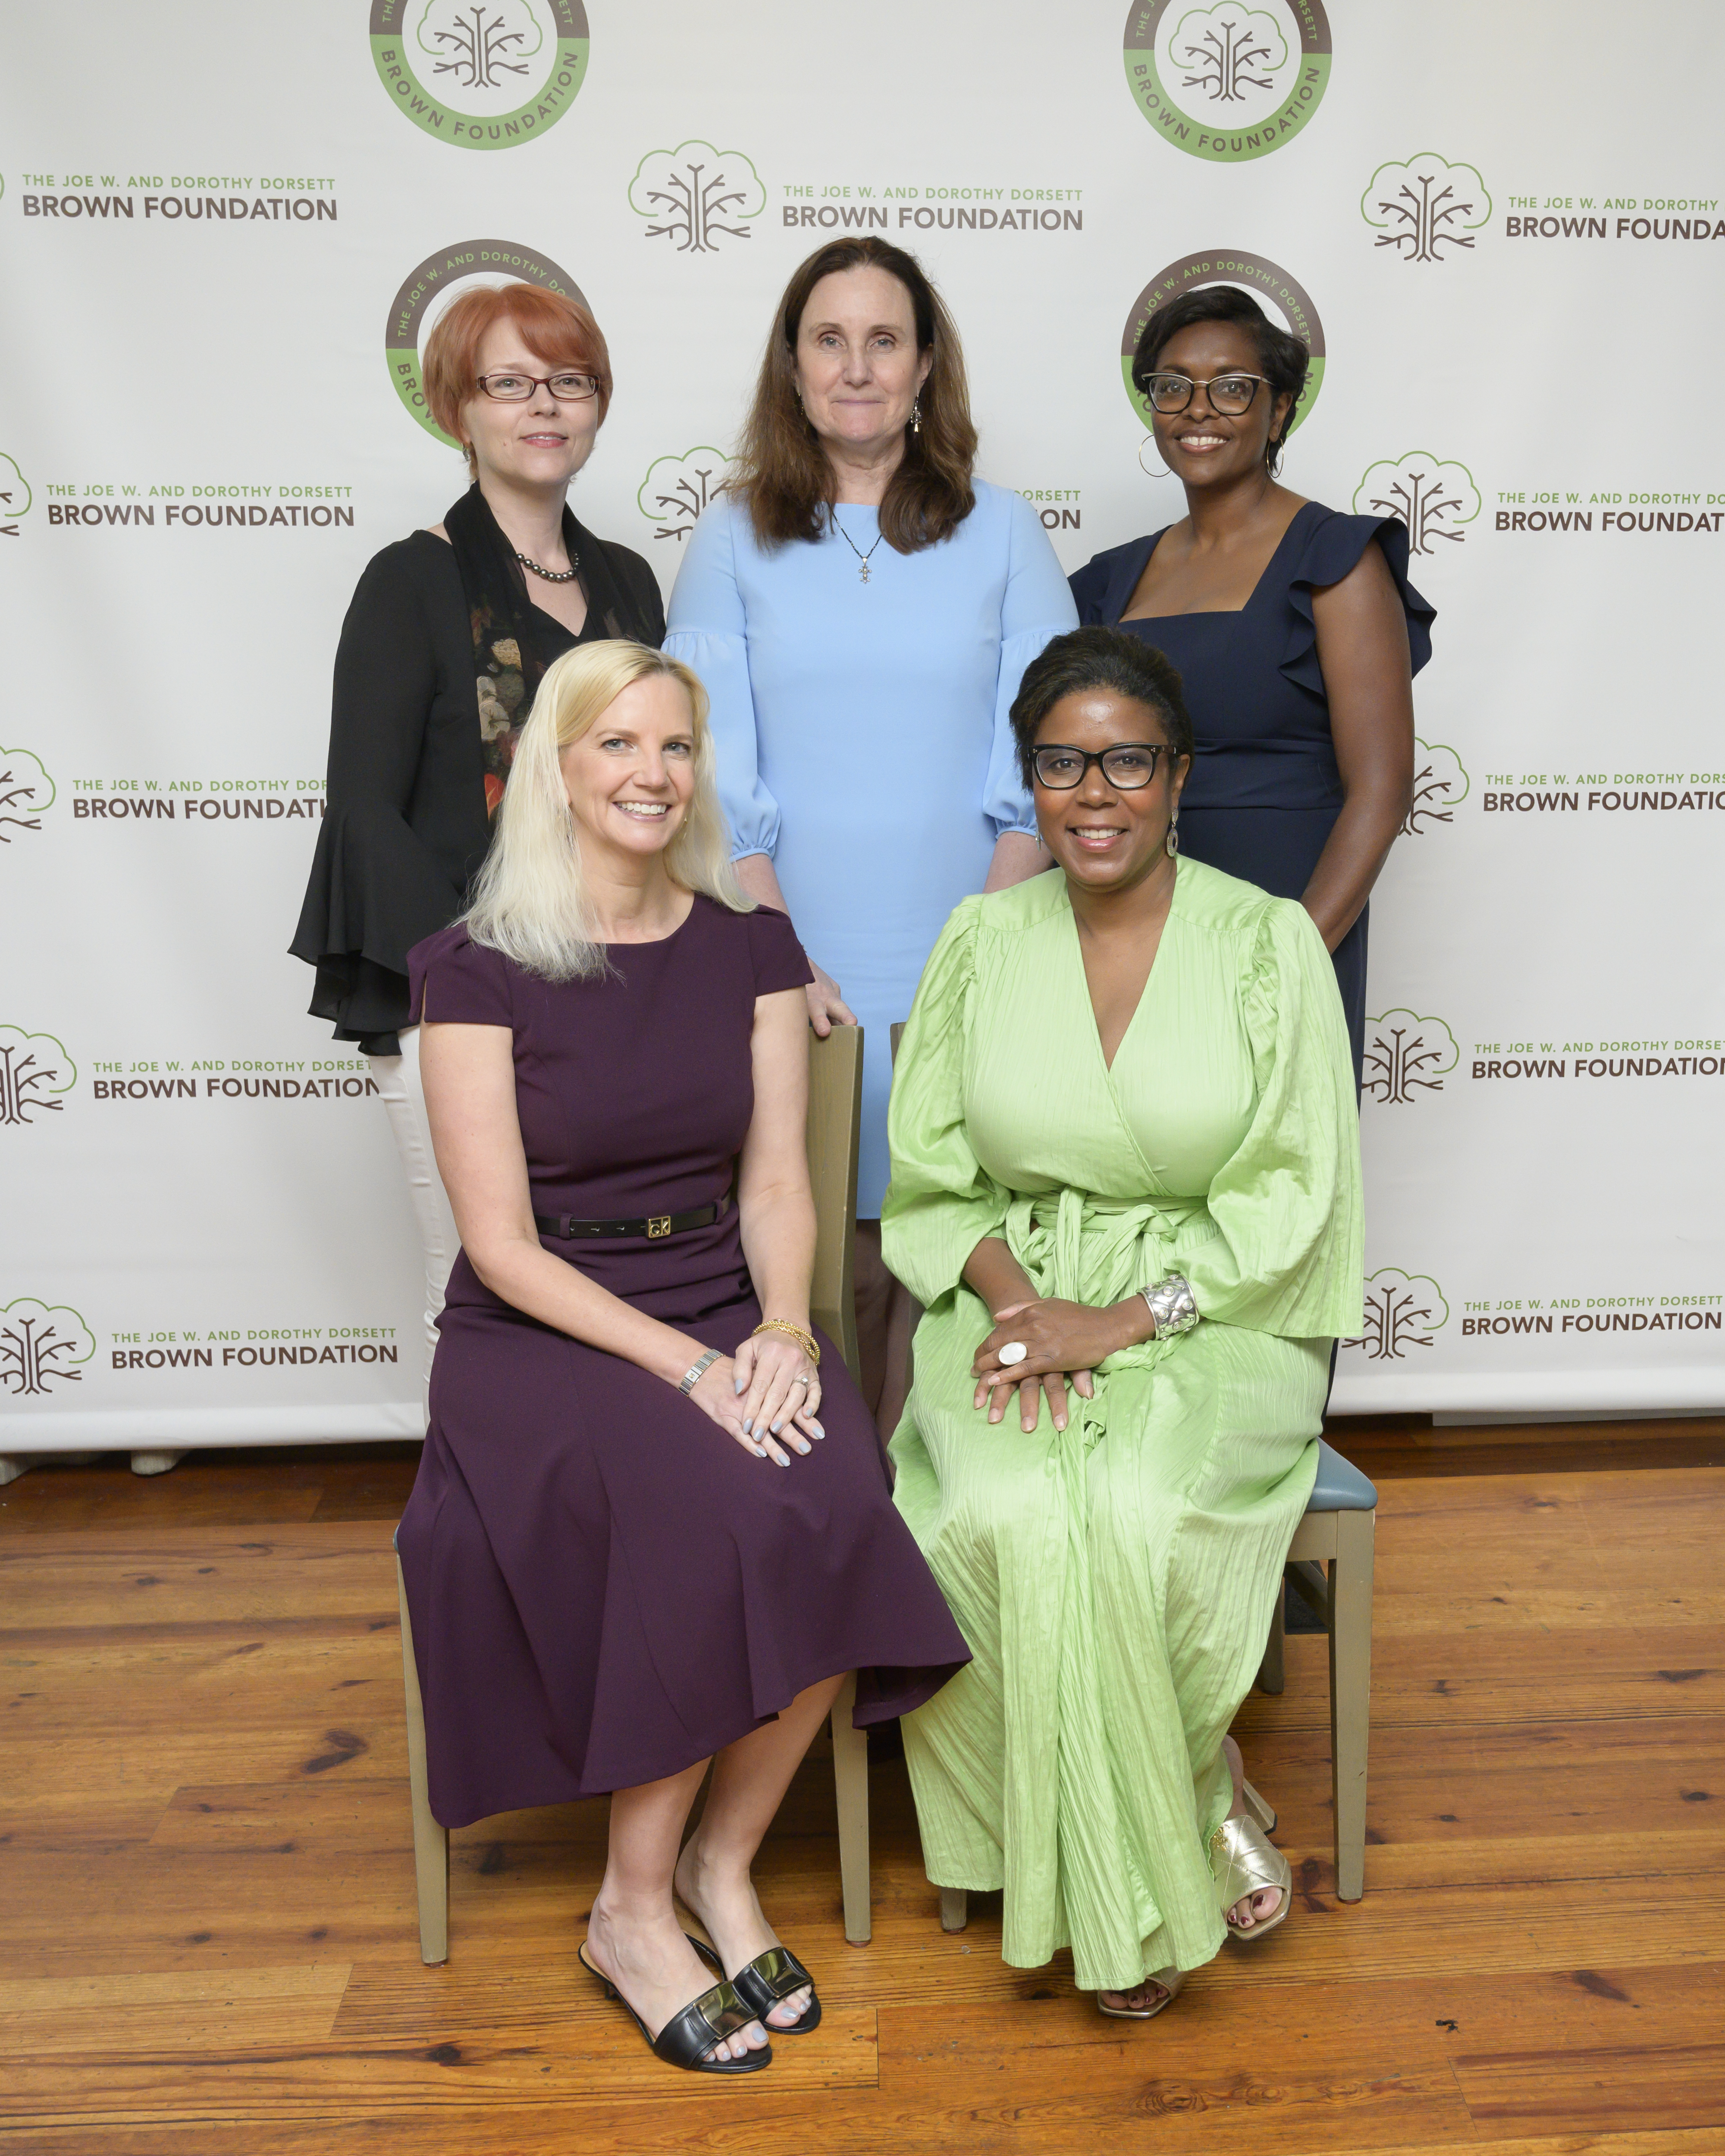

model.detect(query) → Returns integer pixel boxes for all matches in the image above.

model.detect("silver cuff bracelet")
[678,1348,721,1395]
[1141,1273,1199,1338]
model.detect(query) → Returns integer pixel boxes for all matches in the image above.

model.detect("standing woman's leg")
[366,1025,461,1422]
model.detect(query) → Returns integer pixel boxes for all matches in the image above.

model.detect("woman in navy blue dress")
[1072,288,1433,1080]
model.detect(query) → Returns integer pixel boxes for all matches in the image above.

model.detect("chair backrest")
[806,1026,863,1384]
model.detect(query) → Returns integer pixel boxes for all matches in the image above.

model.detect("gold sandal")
[1096,1967,1185,2020]
[1211,1811,1292,1942]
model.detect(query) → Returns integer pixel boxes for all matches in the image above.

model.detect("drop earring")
[911,395,922,436]
[1165,815,1180,858]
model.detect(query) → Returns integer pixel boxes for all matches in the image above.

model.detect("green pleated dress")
[881,859,1363,1994]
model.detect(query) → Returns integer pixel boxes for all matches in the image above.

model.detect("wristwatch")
[1141,1273,1199,1338]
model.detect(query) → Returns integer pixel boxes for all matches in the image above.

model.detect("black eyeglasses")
[476,371,599,403]
[1032,743,1177,790]
[1140,371,1267,416]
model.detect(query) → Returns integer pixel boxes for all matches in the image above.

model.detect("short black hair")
[1010,627,1193,788]
[1131,286,1308,474]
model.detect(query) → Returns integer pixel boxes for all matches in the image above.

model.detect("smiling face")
[794,265,932,464]
[458,319,600,494]
[558,673,696,866]
[1147,319,1293,493]
[1032,688,1189,897]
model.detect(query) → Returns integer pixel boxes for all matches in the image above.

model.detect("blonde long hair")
[462,641,750,981]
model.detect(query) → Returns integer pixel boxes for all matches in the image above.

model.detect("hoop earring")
[911,395,922,436]
[1138,434,1173,479]
[1165,815,1180,858]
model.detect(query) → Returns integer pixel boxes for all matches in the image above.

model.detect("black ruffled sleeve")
[290,539,479,1054]
[1281,512,1435,697]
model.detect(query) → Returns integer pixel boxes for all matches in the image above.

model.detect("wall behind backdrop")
[3,0,1723,1453]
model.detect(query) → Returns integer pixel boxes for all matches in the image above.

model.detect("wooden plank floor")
[2,1420,1722,2153]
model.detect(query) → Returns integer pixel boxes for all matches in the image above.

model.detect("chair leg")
[831,1672,872,1946]
[1328,1509,1375,1903]
[396,1557,449,1963]
[1257,1574,1286,1695]
[939,1888,969,1932]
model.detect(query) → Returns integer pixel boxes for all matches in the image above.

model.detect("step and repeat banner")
[3,0,1722,1449]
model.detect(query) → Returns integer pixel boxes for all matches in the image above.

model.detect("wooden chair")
[396,1024,873,1964]
[1252,1439,1377,1901]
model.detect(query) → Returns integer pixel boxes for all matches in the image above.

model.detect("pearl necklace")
[514,548,580,583]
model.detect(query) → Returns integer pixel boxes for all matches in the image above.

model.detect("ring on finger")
[997,1340,1029,1366]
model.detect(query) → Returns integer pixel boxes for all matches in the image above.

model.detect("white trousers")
[365,1027,460,1417]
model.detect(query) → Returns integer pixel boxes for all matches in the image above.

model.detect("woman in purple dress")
[397,640,968,2077]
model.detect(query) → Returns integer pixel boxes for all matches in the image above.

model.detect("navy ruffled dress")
[1070,503,1434,1081]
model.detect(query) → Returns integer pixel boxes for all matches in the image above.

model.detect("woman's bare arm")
[418,1018,787,1458]
[1303,542,1415,952]
[420,1020,706,1381]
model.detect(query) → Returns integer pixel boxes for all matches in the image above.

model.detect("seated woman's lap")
[401,1290,898,1809]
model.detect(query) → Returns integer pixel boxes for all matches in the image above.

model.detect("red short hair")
[423,283,613,464]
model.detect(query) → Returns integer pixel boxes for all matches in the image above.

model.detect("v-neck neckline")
[1063,867,1181,1078]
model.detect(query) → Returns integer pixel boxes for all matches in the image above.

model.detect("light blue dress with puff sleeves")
[665,480,1078,1213]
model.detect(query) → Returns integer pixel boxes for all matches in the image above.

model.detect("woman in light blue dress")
[666,238,1076,1427]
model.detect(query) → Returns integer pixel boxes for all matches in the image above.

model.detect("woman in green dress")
[882,625,1362,2018]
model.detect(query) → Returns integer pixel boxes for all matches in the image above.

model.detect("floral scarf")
[442,484,651,819]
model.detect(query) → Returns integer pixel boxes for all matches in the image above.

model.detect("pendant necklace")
[832,515,884,584]
[514,548,580,583]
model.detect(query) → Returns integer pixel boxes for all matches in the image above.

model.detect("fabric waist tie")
[1007,1187,1218,1306]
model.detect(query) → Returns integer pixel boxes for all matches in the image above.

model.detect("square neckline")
[1118,500,1316,624]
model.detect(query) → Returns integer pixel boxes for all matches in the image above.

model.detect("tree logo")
[638,448,735,544]
[1353,454,1480,556]
[0,746,55,842]
[383,241,590,442]
[370,0,589,150]
[1362,154,1491,263]
[1122,254,1324,431]
[1363,1011,1458,1106]
[628,143,765,254]
[0,1297,94,1396]
[1403,740,1469,835]
[0,1028,76,1127]
[1,451,31,539]
[1347,1269,1449,1360]
[1123,0,1330,161]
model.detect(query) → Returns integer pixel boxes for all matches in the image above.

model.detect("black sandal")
[691,1935,822,2035]
[577,1943,772,2074]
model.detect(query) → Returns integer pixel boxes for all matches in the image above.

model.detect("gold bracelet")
[752,1319,820,1366]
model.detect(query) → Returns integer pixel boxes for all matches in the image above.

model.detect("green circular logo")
[370,0,590,150]
[1123,0,1330,161]
[1120,252,1326,432]
[384,241,590,441]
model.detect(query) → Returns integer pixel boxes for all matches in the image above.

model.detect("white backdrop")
[3,0,1723,1451]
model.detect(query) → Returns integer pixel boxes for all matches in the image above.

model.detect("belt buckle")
[646,1214,673,1240]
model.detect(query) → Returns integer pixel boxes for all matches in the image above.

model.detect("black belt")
[534,1200,724,1242]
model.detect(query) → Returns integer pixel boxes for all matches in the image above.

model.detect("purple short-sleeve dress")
[396,894,969,1828]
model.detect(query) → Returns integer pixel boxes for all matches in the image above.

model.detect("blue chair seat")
[1308,1438,1377,1513]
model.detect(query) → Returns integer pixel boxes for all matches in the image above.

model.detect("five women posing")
[295,242,1430,2063]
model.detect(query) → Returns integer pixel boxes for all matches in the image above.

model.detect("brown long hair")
[730,238,976,553]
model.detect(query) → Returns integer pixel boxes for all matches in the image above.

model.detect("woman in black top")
[292,281,664,1386]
